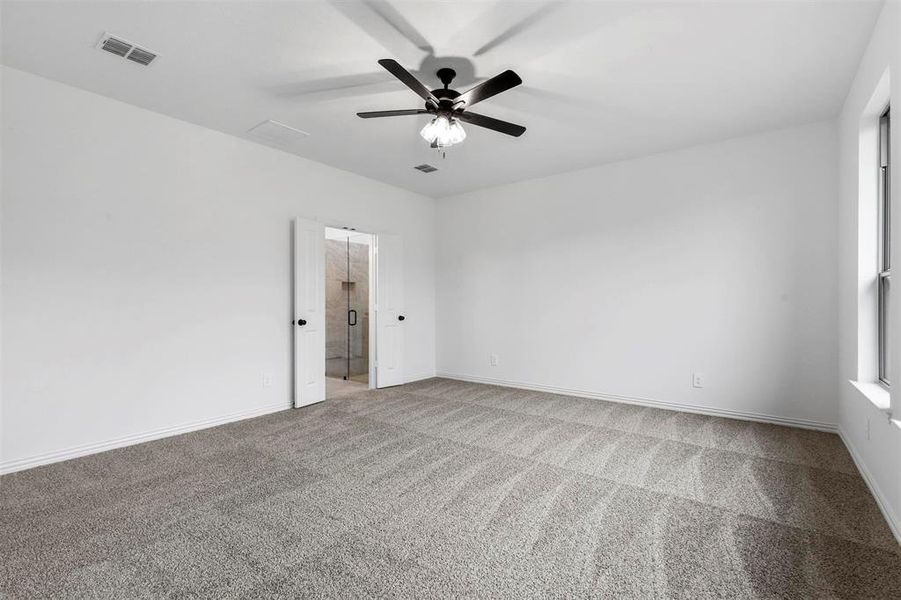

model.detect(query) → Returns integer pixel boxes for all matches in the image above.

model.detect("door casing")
[294,219,405,407]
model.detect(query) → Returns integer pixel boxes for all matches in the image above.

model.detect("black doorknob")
[398,315,405,321]
[296,319,307,326]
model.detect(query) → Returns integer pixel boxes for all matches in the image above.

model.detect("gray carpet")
[2,378,900,598]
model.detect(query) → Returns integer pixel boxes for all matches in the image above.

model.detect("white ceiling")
[0,0,883,198]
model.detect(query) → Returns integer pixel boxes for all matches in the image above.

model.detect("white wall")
[837,0,901,542]
[437,121,839,429]
[0,66,436,472]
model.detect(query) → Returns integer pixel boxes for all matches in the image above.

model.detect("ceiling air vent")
[126,47,157,66]
[414,164,438,173]
[96,33,158,66]
[100,36,131,57]
[247,120,310,154]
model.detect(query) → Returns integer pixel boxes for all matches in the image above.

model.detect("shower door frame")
[325,226,376,390]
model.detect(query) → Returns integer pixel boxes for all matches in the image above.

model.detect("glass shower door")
[325,230,369,384]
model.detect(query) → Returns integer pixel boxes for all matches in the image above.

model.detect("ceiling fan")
[357,59,526,152]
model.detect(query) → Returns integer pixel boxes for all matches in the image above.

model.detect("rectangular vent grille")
[247,120,311,153]
[96,33,158,66]
[414,164,438,173]
[101,37,132,57]
[126,47,157,66]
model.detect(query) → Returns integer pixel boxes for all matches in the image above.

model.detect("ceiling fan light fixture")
[420,115,466,148]
[360,59,525,151]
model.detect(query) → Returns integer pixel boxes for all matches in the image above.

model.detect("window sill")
[849,380,892,413]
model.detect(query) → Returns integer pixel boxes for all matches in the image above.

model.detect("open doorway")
[324,227,372,398]
[294,218,404,408]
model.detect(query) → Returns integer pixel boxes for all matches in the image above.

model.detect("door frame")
[367,235,377,389]
[294,217,406,406]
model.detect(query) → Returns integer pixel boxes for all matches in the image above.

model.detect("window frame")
[878,107,891,386]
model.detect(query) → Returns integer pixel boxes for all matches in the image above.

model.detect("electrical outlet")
[692,372,704,388]
[262,373,273,388]
[489,354,499,367]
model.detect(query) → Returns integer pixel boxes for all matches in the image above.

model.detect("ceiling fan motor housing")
[427,91,462,113]
[429,68,462,113]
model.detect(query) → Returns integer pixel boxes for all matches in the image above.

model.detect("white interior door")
[293,218,326,407]
[375,234,405,388]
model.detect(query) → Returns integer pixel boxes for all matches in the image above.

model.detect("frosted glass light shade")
[420,115,466,148]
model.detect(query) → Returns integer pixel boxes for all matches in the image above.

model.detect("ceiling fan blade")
[457,111,526,137]
[378,59,439,106]
[357,109,430,118]
[454,70,522,109]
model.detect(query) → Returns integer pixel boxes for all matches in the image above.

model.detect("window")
[878,108,891,385]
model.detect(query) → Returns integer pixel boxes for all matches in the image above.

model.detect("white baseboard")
[404,371,437,385]
[435,373,899,545]
[0,401,290,476]
[1,375,437,476]
[837,428,901,545]
[435,372,837,432]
